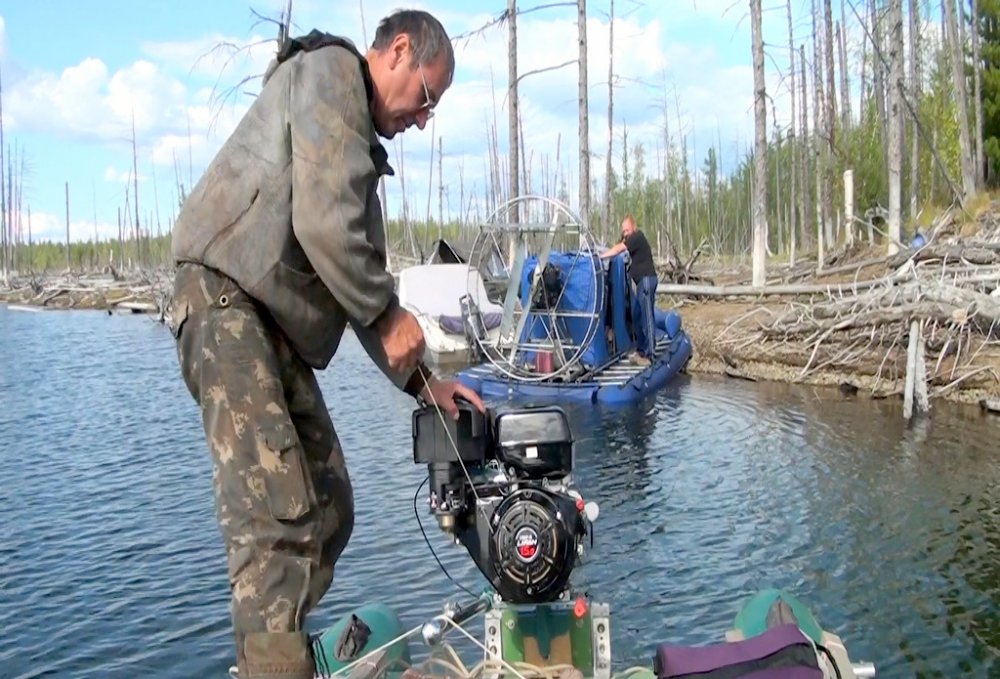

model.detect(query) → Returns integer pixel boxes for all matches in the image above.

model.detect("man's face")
[621,219,634,238]
[371,34,450,139]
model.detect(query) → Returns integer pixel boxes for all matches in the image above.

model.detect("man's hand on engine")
[419,376,486,420]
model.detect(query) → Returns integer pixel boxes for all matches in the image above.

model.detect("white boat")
[396,262,504,367]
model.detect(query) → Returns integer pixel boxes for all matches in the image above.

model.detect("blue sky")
[0,0,819,244]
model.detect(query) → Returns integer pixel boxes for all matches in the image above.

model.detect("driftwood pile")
[722,262,998,414]
[0,267,173,320]
[671,205,1000,415]
[655,237,715,286]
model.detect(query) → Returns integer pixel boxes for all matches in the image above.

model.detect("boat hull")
[456,329,693,405]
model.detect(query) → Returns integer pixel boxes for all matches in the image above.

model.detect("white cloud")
[140,32,277,82]
[6,57,188,143]
[4,1,802,240]
[11,209,121,244]
[103,166,136,184]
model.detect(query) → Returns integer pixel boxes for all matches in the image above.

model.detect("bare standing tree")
[822,0,835,250]
[871,0,888,173]
[65,182,71,272]
[786,0,799,262]
[508,0,520,220]
[838,0,851,129]
[812,0,827,263]
[887,0,903,254]
[751,0,768,286]
[944,0,977,199]
[908,0,921,217]
[0,64,6,282]
[824,0,838,141]
[578,0,590,225]
[972,0,985,186]
[604,0,615,237]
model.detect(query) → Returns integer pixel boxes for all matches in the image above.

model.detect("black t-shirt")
[623,230,656,283]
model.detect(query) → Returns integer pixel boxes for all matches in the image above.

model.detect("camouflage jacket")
[171,35,411,386]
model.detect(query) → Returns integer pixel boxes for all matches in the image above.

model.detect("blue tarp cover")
[517,252,610,368]
[512,250,682,370]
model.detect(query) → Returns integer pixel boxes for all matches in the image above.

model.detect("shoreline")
[5,290,996,411]
[4,233,999,413]
[657,220,1000,411]
[670,298,1000,409]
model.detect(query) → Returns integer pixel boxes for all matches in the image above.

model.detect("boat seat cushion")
[439,312,503,335]
[653,624,823,679]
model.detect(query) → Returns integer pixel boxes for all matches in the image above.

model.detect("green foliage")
[8,234,174,273]
[588,38,976,259]
[978,0,1000,184]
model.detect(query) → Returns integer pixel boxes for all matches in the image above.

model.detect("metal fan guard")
[464,196,603,382]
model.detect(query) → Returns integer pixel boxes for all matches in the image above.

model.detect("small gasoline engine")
[412,400,597,605]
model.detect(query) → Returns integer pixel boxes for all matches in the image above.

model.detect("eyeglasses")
[418,63,437,119]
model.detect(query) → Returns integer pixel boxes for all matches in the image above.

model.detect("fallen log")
[656,278,889,297]
[764,303,958,337]
[919,282,1000,334]
[889,245,1000,267]
[780,254,896,284]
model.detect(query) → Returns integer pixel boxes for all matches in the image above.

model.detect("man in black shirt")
[599,214,658,363]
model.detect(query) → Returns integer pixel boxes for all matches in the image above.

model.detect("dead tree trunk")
[799,44,813,251]
[605,0,615,237]
[944,0,977,199]
[872,0,888,174]
[751,0,768,286]
[823,0,838,250]
[577,0,590,224]
[662,93,674,251]
[859,22,868,124]
[786,0,799,261]
[824,0,838,140]
[508,0,519,219]
[841,40,856,245]
[908,0,921,217]
[65,182,71,272]
[812,0,828,263]
[131,110,142,267]
[972,0,985,187]
[0,64,6,282]
[839,0,852,129]
[887,0,903,255]
[823,0,836,249]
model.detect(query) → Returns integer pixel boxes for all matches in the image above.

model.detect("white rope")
[442,618,530,679]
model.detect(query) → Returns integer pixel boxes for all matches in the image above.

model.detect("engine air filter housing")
[494,408,573,479]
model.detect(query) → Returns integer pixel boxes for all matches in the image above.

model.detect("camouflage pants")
[169,263,354,679]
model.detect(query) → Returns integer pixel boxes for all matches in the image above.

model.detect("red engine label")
[515,527,539,562]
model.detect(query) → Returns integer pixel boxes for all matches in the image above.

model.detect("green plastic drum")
[314,603,413,675]
[732,588,824,644]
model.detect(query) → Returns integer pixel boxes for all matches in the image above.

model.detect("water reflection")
[0,309,997,678]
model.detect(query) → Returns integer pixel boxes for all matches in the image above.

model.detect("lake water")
[1,305,998,678]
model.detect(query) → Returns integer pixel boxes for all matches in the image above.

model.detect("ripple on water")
[0,308,997,678]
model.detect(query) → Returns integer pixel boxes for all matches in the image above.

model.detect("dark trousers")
[631,275,659,358]
[168,263,353,679]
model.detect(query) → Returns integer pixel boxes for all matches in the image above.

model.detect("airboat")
[452,196,693,405]
[231,400,876,679]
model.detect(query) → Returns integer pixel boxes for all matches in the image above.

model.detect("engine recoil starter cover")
[488,488,579,604]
